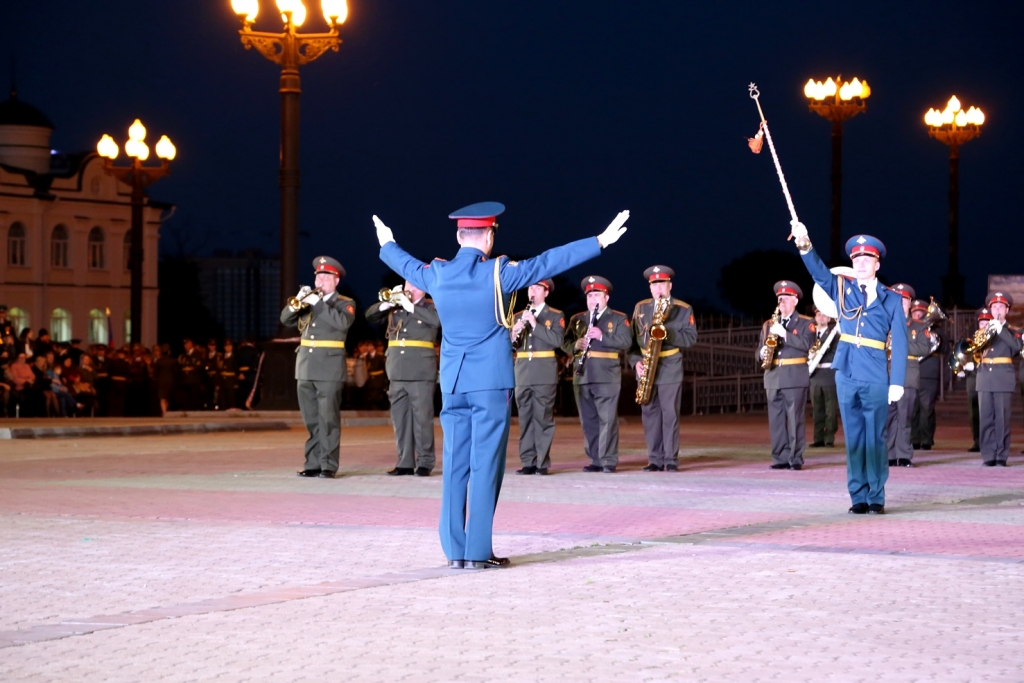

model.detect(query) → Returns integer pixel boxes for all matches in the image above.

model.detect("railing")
[694,325,762,348]
[681,343,761,377]
[690,374,765,415]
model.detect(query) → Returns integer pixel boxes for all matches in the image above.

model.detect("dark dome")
[0,94,55,129]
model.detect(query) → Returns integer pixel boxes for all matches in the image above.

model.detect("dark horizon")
[4,0,1022,320]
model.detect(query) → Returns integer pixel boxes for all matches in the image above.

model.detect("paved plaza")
[1,413,1023,682]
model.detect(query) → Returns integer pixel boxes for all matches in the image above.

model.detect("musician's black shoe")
[912,444,921,450]
[602,466,617,473]
[415,467,432,477]
[387,467,414,476]
[888,459,898,467]
[921,445,932,451]
[318,471,337,479]
[996,461,1008,467]
[848,503,869,514]
[516,466,537,475]
[968,444,980,452]
[790,463,803,471]
[582,465,603,473]
[769,463,791,470]
[665,464,679,472]
[868,504,885,514]
[810,442,826,448]
[536,468,549,475]
[297,469,321,477]
[897,459,914,467]
[983,461,997,467]
[641,464,664,472]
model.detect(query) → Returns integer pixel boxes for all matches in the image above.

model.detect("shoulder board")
[673,298,691,308]
[337,295,356,303]
[797,313,813,321]
[637,298,653,306]
[546,306,563,315]
[609,309,627,318]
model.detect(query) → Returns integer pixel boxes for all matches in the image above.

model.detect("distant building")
[195,249,281,341]
[0,91,169,346]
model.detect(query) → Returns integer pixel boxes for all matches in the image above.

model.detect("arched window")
[51,224,69,268]
[88,309,109,345]
[123,231,132,271]
[50,308,72,343]
[8,307,29,336]
[7,222,27,266]
[88,227,105,270]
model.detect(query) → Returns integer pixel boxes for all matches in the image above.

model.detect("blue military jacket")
[381,237,602,394]
[801,248,908,387]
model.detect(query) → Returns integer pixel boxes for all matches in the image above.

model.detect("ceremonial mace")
[748,83,841,319]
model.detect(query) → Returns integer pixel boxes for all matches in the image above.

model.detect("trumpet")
[378,287,412,304]
[287,287,324,311]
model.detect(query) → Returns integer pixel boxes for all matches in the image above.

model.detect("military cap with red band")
[986,291,1014,308]
[977,307,993,321]
[773,280,803,299]
[845,234,887,260]
[448,201,505,229]
[643,265,674,282]
[313,255,346,278]
[581,275,613,294]
[910,299,928,313]
[533,279,555,292]
[891,283,915,300]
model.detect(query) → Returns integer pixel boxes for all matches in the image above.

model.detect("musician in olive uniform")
[511,279,564,476]
[235,339,261,409]
[281,256,356,479]
[809,307,839,448]
[911,299,942,450]
[628,265,697,472]
[564,276,634,473]
[758,281,816,470]
[219,339,238,410]
[366,280,440,476]
[885,284,934,468]
[957,308,991,452]
[977,291,1022,466]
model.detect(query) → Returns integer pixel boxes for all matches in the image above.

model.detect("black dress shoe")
[824,443,835,447]
[602,466,617,473]
[415,467,432,477]
[769,463,791,470]
[665,463,679,472]
[921,445,932,451]
[297,469,321,477]
[582,464,603,473]
[848,503,869,514]
[790,463,802,471]
[465,556,510,570]
[912,444,921,450]
[888,459,898,466]
[516,466,537,475]
[996,461,1008,467]
[897,459,914,468]
[641,464,664,472]
[983,461,997,467]
[318,471,337,479]
[968,445,980,452]
[810,442,825,448]
[387,467,414,476]
[447,560,464,569]
[868,503,885,514]
[536,468,549,475]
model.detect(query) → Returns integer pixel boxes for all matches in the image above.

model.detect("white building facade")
[0,94,168,347]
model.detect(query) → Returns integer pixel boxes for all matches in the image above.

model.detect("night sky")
[4,1,1022,317]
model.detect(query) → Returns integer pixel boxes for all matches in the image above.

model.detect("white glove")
[373,215,395,246]
[296,285,312,299]
[399,298,415,313]
[790,220,808,240]
[769,322,788,339]
[597,210,629,248]
[888,385,904,404]
[759,346,768,360]
[964,362,975,372]
[956,371,966,379]
[989,319,1004,335]
[301,292,321,306]
[379,302,393,311]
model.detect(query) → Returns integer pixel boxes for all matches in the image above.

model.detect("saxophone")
[635,297,671,405]
[760,306,781,370]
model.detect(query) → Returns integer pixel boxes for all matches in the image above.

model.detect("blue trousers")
[836,374,889,506]
[439,389,512,562]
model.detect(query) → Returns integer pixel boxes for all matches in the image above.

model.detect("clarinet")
[576,304,600,377]
[512,306,536,351]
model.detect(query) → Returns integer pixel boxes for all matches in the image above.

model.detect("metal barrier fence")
[689,374,765,415]
[681,343,761,377]
[694,326,762,348]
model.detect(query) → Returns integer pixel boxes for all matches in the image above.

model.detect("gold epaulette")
[673,298,691,308]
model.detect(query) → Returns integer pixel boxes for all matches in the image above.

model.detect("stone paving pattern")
[1,414,1022,681]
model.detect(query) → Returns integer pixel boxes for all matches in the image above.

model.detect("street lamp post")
[804,76,872,265]
[96,120,176,345]
[925,96,985,308]
[230,0,348,308]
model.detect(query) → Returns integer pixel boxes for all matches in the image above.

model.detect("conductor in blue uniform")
[790,222,907,514]
[373,203,630,568]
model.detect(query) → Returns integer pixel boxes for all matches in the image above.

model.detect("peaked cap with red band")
[986,291,1014,308]
[845,234,887,260]
[773,280,803,300]
[313,256,345,278]
[891,283,916,300]
[448,201,505,229]
[643,265,675,282]
[976,307,993,321]
[910,299,929,313]
[532,279,555,293]
[581,275,613,294]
